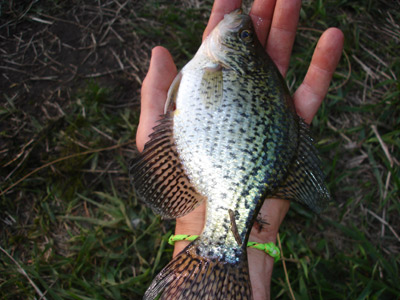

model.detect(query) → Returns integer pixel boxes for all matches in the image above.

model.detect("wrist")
[173,203,206,256]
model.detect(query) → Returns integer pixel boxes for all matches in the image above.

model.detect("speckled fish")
[130,9,331,300]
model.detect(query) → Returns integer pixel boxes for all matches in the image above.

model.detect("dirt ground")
[1,1,153,158]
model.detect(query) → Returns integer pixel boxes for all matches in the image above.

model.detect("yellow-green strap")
[247,241,281,262]
[168,234,199,245]
[168,234,280,262]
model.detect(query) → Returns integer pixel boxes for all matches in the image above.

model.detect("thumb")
[136,46,177,151]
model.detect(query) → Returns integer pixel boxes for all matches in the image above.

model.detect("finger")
[248,246,273,299]
[136,46,177,151]
[249,0,277,46]
[266,0,301,76]
[248,198,290,299]
[293,27,344,123]
[203,0,241,40]
[249,198,290,243]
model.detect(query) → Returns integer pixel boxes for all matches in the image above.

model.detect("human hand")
[136,0,344,299]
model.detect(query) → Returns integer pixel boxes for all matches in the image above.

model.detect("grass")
[1,0,399,299]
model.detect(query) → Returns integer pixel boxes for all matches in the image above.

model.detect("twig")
[83,199,90,218]
[0,141,134,196]
[4,142,34,181]
[371,125,395,167]
[99,1,128,44]
[366,209,400,243]
[277,233,296,300]
[81,33,97,65]
[359,43,388,68]
[370,125,395,238]
[0,65,30,74]
[83,66,130,78]
[111,48,124,70]
[30,76,58,81]
[0,246,47,300]
[327,120,358,149]
[110,26,125,42]
[17,0,35,20]
[4,139,34,167]
[60,132,90,149]
[79,169,123,174]
[3,60,35,68]
[90,125,117,143]
[352,54,379,80]
[43,52,63,67]
[36,12,86,29]
[29,16,54,25]
[329,49,351,92]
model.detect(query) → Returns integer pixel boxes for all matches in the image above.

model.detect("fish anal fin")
[275,120,332,213]
[130,114,205,219]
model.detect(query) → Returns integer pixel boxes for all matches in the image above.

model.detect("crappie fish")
[130,9,331,300]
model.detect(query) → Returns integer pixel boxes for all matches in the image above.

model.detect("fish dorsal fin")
[274,119,332,213]
[130,114,206,219]
[164,72,182,113]
[199,65,223,109]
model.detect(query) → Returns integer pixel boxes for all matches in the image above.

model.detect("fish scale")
[130,9,331,299]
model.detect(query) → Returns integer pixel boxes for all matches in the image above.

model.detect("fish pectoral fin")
[274,119,332,213]
[164,72,182,114]
[200,65,223,108]
[130,114,206,219]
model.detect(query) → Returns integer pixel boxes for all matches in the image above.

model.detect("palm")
[136,1,343,299]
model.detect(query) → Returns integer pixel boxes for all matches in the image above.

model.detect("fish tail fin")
[144,240,252,300]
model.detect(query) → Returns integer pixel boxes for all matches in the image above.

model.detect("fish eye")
[239,29,253,42]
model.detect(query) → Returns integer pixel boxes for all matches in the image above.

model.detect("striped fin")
[274,119,331,213]
[144,240,252,300]
[130,114,205,219]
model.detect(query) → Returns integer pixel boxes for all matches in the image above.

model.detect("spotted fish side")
[172,63,298,255]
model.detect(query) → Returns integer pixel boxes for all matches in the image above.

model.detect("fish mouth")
[205,9,252,65]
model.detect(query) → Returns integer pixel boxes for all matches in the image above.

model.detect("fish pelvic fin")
[144,240,252,300]
[275,119,332,213]
[130,114,206,219]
